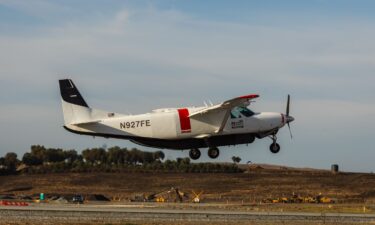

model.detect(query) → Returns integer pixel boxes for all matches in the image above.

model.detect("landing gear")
[189,148,201,160]
[269,133,281,154]
[269,143,280,153]
[208,147,220,159]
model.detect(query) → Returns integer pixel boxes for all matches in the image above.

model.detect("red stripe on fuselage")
[178,108,191,133]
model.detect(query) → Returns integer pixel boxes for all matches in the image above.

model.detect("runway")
[1,203,375,224]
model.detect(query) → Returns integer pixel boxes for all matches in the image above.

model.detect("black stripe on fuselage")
[59,79,89,107]
[63,126,256,150]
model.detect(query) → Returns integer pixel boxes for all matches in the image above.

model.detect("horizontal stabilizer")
[70,120,102,126]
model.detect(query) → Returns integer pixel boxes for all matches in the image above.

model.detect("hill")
[1,165,375,204]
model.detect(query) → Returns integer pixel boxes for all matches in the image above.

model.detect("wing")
[189,94,259,133]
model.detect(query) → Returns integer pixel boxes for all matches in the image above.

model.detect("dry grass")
[1,168,375,205]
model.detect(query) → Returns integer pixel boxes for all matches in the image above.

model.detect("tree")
[92,148,107,164]
[82,148,107,165]
[143,152,154,164]
[154,151,165,161]
[0,157,5,166]
[177,157,190,165]
[44,148,65,163]
[4,152,19,172]
[82,149,94,164]
[22,152,42,166]
[231,156,241,164]
[128,148,142,164]
[64,150,79,163]
[107,147,123,165]
[30,145,47,163]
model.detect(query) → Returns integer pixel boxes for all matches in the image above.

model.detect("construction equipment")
[192,190,203,203]
[155,197,165,203]
[303,196,317,203]
[263,196,290,203]
[133,187,188,203]
[263,193,335,204]
[174,188,186,202]
[290,193,303,203]
[316,194,335,203]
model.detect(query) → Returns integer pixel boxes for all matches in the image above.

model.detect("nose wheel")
[269,133,281,154]
[270,143,280,153]
[189,148,201,160]
[208,147,220,159]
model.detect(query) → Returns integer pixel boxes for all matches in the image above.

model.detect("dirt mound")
[4,186,33,192]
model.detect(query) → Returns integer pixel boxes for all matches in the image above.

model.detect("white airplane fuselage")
[60,79,294,159]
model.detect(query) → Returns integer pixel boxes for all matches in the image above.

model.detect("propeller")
[286,95,290,117]
[285,94,294,139]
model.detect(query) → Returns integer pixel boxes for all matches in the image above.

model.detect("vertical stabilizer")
[59,79,89,107]
[59,79,91,125]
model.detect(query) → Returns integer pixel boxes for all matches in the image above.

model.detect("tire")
[189,148,201,160]
[208,147,220,159]
[269,143,280,154]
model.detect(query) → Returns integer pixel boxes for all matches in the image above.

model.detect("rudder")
[59,79,89,108]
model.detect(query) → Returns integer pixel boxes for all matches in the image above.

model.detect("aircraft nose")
[286,115,294,123]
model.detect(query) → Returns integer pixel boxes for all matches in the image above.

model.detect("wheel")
[269,143,280,153]
[189,148,201,160]
[208,147,220,159]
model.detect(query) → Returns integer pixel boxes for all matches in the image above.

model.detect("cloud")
[3,7,375,99]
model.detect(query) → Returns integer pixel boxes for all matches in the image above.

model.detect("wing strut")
[216,109,231,133]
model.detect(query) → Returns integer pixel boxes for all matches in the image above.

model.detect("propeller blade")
[287,122,293,139]
[286,95,293,139]
[286,94,290,116]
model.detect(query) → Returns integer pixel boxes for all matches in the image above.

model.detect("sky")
[0,0,375,172]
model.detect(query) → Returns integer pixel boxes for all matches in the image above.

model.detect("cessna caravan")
[59,79,294,160]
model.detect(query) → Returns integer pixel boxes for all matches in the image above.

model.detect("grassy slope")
[1,168,375,204]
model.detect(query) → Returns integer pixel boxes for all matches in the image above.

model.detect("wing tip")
[238,94,259,99]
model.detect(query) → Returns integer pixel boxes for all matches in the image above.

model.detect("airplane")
[59,79,294,160]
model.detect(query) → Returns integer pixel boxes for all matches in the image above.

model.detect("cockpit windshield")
[231,107,255,118]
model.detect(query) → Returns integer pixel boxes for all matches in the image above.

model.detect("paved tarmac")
[1,203,375,224]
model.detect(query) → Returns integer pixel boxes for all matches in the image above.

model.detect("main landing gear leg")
[189,148,201,160]
[269,134,281,154]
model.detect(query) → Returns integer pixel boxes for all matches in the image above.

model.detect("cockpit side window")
[231,108,242,119]
[238,107,255,117]
[231,107,254,118]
